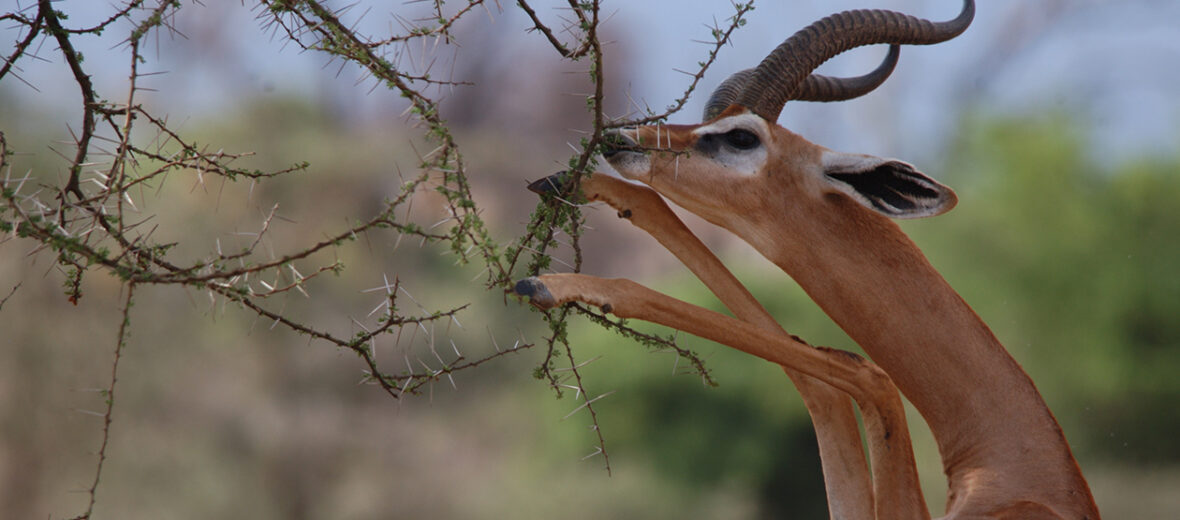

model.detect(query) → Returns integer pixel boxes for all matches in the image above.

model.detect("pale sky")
[4,0,1178,165]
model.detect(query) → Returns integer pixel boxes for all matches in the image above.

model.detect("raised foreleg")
[514,274,927,519]
[530,171,877,519]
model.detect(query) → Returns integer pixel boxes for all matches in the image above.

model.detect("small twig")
[0,7,45,85]
[0,282,20,311]
[518,0,592,58]
[557,321,612,474]
[608,1,755,128]
[73,282,136,520]
[39,0,95,202]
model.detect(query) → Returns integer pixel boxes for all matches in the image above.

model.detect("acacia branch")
[39,0,95,201]
[517,0,592,58]
[70,283,136,520]
[610,1,755,128]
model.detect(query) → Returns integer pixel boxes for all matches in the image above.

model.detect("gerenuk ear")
[820,151,957,219]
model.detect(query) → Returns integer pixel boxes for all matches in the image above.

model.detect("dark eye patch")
[696,128,762,155]
[722,129,760,149]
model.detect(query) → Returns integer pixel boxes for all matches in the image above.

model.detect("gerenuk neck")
[744,194,1089,496]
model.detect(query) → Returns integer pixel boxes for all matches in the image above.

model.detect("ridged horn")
[794,44,900,102]
[703,44,900,122]
[703,69,756,122]
[735,0,974,123]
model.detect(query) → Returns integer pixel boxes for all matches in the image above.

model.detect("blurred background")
[2,0,1178,518]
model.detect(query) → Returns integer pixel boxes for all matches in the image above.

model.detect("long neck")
[748,194,1075,478]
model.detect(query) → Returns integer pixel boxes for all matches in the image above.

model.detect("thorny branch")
[39,0,97,201]
[511,0,751,379]
[517,0,592,59]
[609,1,755,127]
[70,283,136,520]
[1,0,757,511]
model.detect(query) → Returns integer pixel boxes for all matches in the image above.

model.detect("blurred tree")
[913,113,1180,465]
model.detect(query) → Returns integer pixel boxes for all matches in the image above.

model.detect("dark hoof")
[513,277,557,309]
[527,171,573,196]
